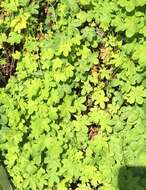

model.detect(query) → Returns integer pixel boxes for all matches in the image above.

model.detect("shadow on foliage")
[118,166,146,190]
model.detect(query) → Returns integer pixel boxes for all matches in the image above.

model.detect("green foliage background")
[0,0,146,189]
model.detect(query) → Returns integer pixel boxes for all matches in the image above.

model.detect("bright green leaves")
[7,32,22,45]
[92,89,109,109]
[53,64,74,82]
[100,68,111,80]
[57,3,68,18]
[79,0,91,5]
[74,96,86,113]
[94,1,115,31]
[7,109,21,127]
[59,95,75,120]
[59,41,72,57]
[125,16,137,38]
[88,109,112,133]
[136,147,146,166]
[81,27,96,42]
[27,100,38,115]
[1,0,19,12]
[26,79,42,99]
[17,53,38,76]
[112,1,145,38]
[71,35,82,45]
[76,11,87,25]
[132,43,146,66]
[125,86,146,104]
[125,1,135,12]
[127,108,141,124]
[118,0,146,12]
[118,0,136,12]
[41,48,54,61]
[136,0,146,7]
[81,81,92,95]
[57,181,68,190]
[48,107,58,121]
[80,165,99,186]
[1,0,146,190]
[140,26,146,37]
[45,137,63,159]
[119,106,144,129]
[12,51,21,60]
[78,45,91,59]
[52,58,64,70]
[47,88,63,105]
[98,110,112,132]
[110,115,125,132]
[30,117,49,139]
[10,13,30,33]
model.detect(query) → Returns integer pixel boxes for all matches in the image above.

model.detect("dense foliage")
[0,0,146,189]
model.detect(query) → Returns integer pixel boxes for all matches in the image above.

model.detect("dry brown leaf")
[89,127,100,140]
[36,33,46,40]
[100,47,110,60]
[91,64,99,77]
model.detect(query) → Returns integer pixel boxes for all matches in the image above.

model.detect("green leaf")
[12,51,21,60]
[136,0,146,6]
[125,17,137,38]
[0,165,13,190]
[0,33,7,48]
[92,89,109,109]
[125,1,135,12]
[126,86,146,104]
[7,32,22,45]
[136,148,146,166]
[132,43,146,66]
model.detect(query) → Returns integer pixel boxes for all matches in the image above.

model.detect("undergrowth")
[0,0,146,189]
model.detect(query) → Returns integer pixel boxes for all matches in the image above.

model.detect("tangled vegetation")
[0,0,146,189]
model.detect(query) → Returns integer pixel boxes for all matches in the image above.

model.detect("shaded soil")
[0,61,16,87]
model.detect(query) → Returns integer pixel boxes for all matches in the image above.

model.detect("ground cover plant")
[0,0,146,189]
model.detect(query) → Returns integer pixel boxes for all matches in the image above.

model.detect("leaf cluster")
[0,0,146,189]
